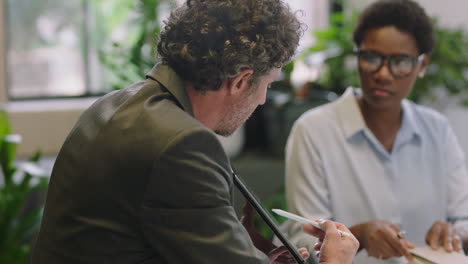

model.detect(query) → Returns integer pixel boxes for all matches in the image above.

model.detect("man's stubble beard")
[214,99,256,137]
[214,83,260,137]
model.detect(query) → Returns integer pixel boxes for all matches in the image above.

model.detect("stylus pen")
[232,170,307,264]
[271,209,352,237]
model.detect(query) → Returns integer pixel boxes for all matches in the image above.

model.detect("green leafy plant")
[300,12,359,95]
[254,188,288,240]
[305,11,468,106]
[412,20,468,105]
[0,110,48,264]
[98,0,177,90]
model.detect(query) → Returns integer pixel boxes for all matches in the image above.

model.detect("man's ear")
[226,68,254,95]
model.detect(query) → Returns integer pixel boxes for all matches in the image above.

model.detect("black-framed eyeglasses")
[356,49,425,79]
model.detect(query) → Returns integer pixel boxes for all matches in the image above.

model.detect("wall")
[348,0,468,28]
[288,0,329,50]
[347,0,468,166]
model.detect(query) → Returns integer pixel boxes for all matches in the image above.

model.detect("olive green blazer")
[31,64,268,264]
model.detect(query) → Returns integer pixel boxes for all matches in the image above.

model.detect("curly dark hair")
[353,0,434,54]
[157,0,304,92]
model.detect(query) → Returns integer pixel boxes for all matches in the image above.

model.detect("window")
[4,0,171,100]
[288,0,330,89]
[0,0,176,156]
[289,0,329,51]
[7,1,99,99]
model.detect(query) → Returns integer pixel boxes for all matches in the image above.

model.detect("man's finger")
[320,220,342,242]
[242,202,254,219]
[267,245,289,260]
[313,241,322,251]
[333,221,353,234]
[302,224,325,239]
[241,202,254,226]
[298,247,310,260]
[272,254,295,264]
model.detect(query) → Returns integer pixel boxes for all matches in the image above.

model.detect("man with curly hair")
[31,0,359,263]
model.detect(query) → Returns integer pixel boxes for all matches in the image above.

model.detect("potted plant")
[0,110,48,264]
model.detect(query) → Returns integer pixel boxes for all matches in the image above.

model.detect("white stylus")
[272,209,352,237]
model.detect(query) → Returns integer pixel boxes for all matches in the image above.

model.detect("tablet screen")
[232,170,307,264]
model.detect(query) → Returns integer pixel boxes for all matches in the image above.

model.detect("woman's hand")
[425,221,462,253]
[351,220,414,262]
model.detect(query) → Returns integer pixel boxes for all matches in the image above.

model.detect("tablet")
[232,170,307,264]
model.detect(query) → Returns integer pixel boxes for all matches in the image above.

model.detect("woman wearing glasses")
[284,0,468,263]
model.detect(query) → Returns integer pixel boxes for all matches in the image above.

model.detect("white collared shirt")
[284,87,468,263]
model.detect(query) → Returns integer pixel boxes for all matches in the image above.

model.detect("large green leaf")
[0,110,10,140]
[0,135,21,185]
[0,111,12,179]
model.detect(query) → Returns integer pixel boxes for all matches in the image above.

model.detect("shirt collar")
[336,87,367,139]
[400,99,422,142]
[145,64,194,116]
[337,87,422,141]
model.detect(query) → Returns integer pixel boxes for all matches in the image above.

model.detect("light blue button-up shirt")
[284,88,468,263]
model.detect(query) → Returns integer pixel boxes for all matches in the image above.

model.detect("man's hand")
[241,202,309,263]
[268,246,309,264]
[241,202,276,254]
[303,220,359,264]
[351,220,414,262]
[425,221,462,253]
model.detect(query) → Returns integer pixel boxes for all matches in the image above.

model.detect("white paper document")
[409,247,468,264]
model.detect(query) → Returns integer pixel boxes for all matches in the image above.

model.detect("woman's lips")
[371,88,392,97]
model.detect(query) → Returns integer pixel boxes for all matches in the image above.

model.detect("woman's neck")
[357,97,403,153]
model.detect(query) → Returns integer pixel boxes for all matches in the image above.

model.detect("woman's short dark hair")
[353,0,434,54]
[157,0,304,92]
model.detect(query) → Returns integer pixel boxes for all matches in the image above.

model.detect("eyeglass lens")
[358,52,417,78]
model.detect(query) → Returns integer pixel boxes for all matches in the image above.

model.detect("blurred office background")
[1,0,467,162]
[1,0,468,262]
